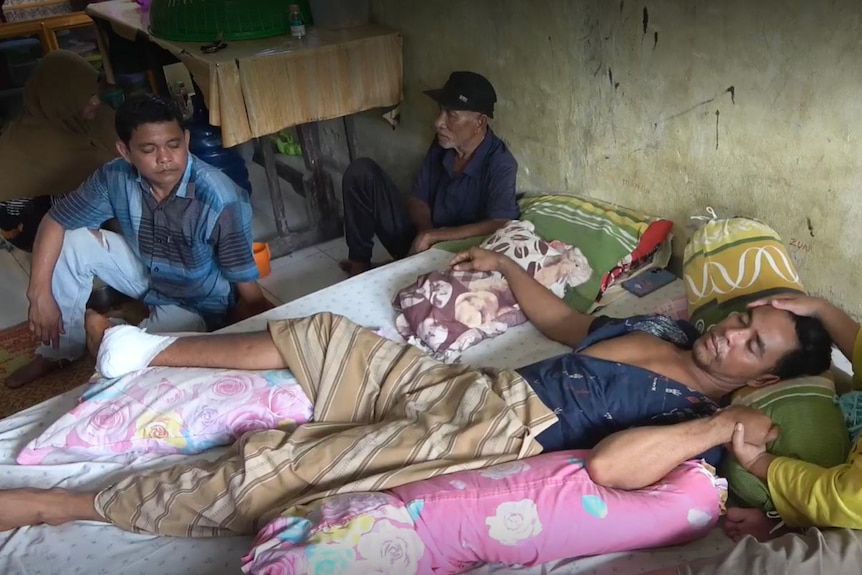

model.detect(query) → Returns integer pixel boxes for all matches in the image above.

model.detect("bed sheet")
[0,248,731,575]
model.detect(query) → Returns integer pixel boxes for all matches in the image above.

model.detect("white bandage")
[96,325,178,379]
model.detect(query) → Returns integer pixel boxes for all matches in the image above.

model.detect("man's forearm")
[27,215,65,299]
[498,256,592,347]
[425,220,509,244]
[231,281,274,322]
[586,416,733,489]
[405,197,433,231]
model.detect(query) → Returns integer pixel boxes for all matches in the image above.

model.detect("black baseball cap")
[424,71,497,118]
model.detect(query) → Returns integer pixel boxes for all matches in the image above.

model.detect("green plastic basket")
[150,0,310,43]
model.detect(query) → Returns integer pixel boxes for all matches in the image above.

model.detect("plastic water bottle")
[173,81,193,121]
[289,4,306,39]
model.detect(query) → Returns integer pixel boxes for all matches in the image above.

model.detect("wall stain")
[659,87,735,124]
[608,68,614,88]
[715,110,720,150]
[643,6,649,34]
[660,97,716,123]
[654,31,659,49]
[620,0,624,14]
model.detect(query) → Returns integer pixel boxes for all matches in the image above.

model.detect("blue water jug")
[186,91,251,193]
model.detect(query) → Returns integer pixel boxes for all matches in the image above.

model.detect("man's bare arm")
[585,406,779,489]
[423,220,508,244]
[27,215,67,347]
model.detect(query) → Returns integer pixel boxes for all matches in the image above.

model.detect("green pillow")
[435,194,668,312]
[719,375,851,512]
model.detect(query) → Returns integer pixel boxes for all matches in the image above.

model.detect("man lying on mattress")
[0,246,832,538]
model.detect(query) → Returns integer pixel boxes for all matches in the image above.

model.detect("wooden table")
[86,0,403,257]
[0,12,97,52]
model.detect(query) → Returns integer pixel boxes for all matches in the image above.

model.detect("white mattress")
[0,248,732,575]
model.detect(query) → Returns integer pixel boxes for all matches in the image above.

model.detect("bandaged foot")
[95,324,178,379]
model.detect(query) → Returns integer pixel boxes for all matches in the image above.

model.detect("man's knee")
[56,228,120,277]
[57,228,105,264]
[342,157,383,196]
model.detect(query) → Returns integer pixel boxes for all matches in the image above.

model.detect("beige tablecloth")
[88,0,403,146]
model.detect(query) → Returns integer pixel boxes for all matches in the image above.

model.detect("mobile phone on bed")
[621,268,677,297]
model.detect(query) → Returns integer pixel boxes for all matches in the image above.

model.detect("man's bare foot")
[85,309,114,357]
[4,356,66,389]
[338,260,372,277]
[0,488,100,532]
[723,507,784,542]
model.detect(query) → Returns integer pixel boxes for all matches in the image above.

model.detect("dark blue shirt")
[517,315,723,465]
[411,128,519,227]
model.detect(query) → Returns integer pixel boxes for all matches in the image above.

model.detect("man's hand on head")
[748,293,826,319]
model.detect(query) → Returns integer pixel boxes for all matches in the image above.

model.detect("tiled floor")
[0,159,389,329]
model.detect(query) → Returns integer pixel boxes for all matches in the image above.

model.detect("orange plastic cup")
[253,242,271,278]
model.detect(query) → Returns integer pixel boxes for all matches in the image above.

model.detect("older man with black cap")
[339,71,519,276]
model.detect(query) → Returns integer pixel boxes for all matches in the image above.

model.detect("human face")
[117,121,189,194]
[81,94,101,121]
[434,108,485,151]
[691,306,799,387]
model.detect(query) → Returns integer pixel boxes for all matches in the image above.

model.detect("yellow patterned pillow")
[683,218,804,333]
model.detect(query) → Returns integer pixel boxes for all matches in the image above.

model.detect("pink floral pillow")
[18,367,313,465]
[242,450,726,575]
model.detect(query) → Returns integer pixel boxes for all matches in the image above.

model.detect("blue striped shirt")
[50,155,259,326]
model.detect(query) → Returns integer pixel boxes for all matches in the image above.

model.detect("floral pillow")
[18,367,313,465]
[394,221,593,355]
[242,450,725,575]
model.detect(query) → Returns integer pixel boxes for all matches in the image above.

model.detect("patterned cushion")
[434,195,673,312]
[17,367,313,464]
[683,217,804,333]
[394,221,593,355]
[242,450,724,575]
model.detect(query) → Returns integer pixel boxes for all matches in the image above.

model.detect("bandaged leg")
[96,325,178,378]
[85,307,285,375]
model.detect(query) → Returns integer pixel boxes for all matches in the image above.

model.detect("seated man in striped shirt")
[7,94,272,389]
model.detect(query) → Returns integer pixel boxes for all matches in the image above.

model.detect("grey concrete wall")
[343,0,862,314]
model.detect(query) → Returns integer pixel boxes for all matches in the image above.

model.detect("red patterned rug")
[0,322,94,419]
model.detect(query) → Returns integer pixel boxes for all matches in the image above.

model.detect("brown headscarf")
[0,50,118,203]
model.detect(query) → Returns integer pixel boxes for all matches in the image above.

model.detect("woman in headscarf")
[0,50,117,251]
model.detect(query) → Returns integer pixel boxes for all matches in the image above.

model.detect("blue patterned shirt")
[49,155,258,326]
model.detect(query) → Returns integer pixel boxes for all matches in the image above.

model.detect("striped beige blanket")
[95,313,557,537]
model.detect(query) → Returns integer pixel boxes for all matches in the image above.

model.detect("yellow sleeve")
[767,447,862,528]
[853,328,862,390]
